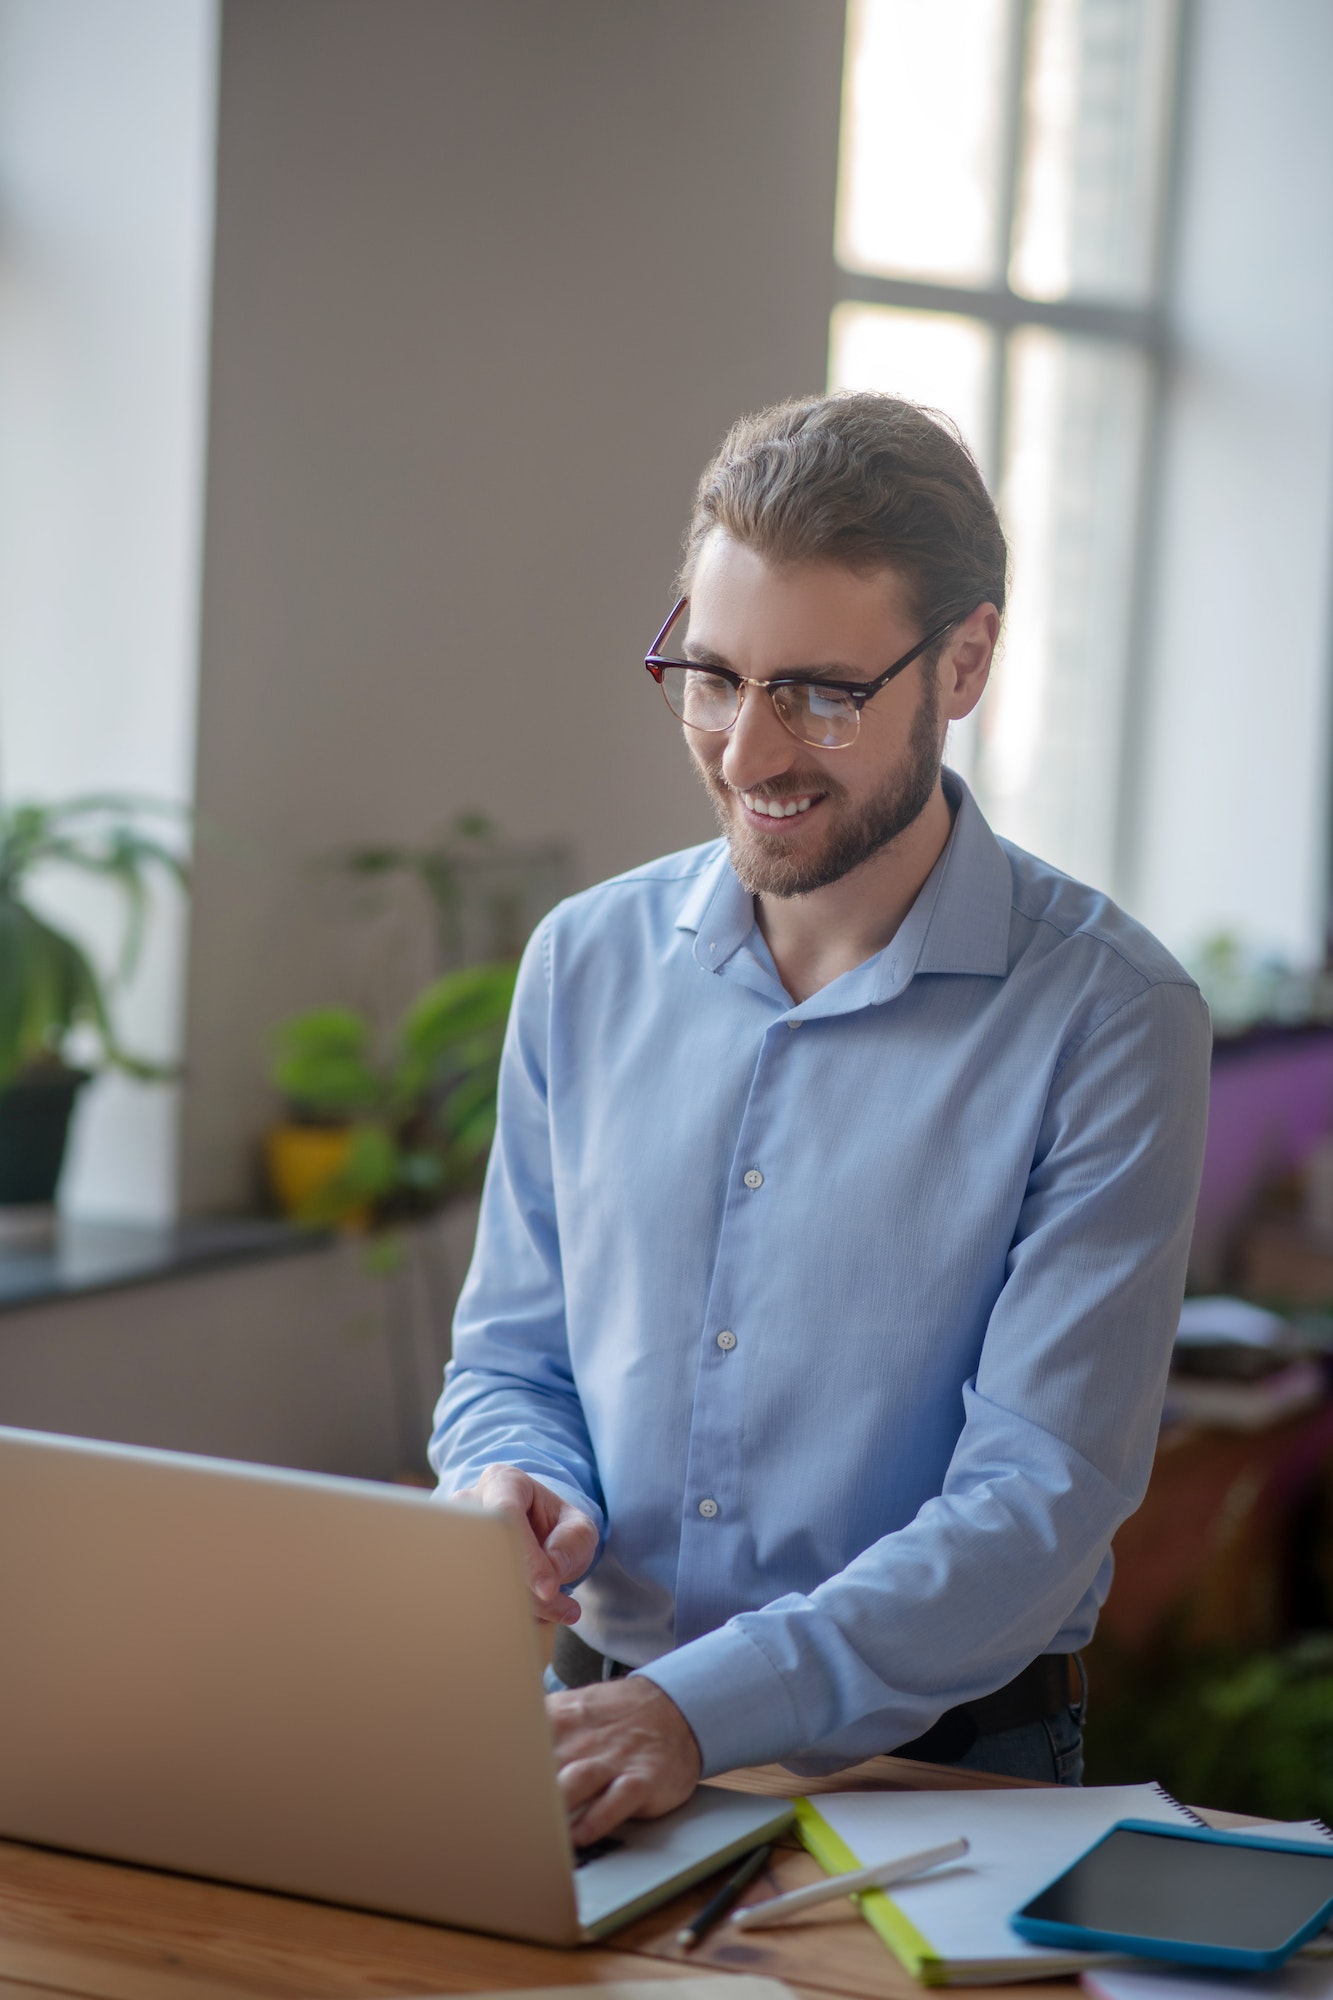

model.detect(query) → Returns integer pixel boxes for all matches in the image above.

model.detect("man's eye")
[800,685,857,720]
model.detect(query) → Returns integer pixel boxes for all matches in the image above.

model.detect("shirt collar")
[676,845,755,973]
[912,770,1013,979]
[675,770,1013,994]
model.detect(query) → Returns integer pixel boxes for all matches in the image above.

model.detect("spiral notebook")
[794,1783,1218,1986]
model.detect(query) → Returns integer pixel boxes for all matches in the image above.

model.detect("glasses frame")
[644,597,963,748]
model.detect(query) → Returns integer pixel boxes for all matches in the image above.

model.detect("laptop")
[0,1425,792,1944]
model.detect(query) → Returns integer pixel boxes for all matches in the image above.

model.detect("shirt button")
[743,1168,764,1189]
[716,1329,737,1351]
[698,1497,719,1519]
[786,1018,801,1029]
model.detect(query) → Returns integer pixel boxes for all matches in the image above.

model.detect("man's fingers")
[456,1465,598,1620]
[462,1465,564,1606]
[567,1772,648,1847]
[558,1758,648,1845]
[547,1681,701,1847]
[468,1462,533,1511]
[556,1752,616,1815]
[544,1507,599,1584]
[534,1588,582,1626]
[499,1507,564,1607]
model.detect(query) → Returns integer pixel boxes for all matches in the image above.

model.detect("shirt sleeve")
[639,977,1211,1775]
[428,920,606,1541]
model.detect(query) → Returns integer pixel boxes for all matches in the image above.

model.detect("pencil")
[675,1841,774,1950]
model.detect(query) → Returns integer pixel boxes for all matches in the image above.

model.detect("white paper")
[810,1782,1197,1974]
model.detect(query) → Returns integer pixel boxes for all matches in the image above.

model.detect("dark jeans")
[936,1703,1084,1785]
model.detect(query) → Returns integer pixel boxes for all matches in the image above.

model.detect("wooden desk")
[0,1757,1070,2000]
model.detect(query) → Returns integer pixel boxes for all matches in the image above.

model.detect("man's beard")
[694,671,942,898]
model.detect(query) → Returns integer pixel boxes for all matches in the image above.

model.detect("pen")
[675,1841,774,1951]
[730,1835,969,1931]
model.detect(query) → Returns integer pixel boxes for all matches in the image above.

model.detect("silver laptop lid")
[0,1426,583,1942]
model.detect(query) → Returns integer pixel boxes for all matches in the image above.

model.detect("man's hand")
[454,1463,598,1625]
[548,1676,702,1845]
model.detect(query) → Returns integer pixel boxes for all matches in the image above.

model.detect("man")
[430,393,1211,1847]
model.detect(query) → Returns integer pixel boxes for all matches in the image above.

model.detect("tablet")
[1011,1819,1333,1971]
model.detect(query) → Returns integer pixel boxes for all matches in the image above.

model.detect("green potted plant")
[0,794,186,1225]
[266,960,518,1266]
[338,811,569,970]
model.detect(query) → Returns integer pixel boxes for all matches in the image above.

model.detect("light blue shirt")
[430,775,1211,1776]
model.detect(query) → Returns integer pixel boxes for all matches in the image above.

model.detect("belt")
[552,1626,1081,1765]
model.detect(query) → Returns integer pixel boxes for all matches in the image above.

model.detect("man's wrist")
[633,1624,804,1776]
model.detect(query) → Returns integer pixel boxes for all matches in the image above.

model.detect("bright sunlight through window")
[830,0,1179,891]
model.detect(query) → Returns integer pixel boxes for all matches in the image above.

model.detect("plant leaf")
[269,1008,383,1115]
[0,898,35,1080]
[394,961,516,1098]
[340,1122,401,1198]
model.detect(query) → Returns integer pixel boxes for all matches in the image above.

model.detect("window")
[831,0,1180,890]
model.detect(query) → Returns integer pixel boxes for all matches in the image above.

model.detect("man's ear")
[940,602,1000,722]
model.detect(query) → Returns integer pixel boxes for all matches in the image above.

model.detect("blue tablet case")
[1011,1817,1333,1972]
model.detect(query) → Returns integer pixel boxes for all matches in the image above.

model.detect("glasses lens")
[772,683,860,749]
[659,665,739,733]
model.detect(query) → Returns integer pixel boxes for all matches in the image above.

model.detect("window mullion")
[1110,0,1194,905]
[994,0,1032,289]
[984,0,1030,487]
[835,272,1165,349]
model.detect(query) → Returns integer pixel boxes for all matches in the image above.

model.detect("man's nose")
[720,683,800,791]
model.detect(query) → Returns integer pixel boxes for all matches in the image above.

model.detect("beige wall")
[0,1243,400,1475]
[0,1206,479,1480]
[181,0,845,1210]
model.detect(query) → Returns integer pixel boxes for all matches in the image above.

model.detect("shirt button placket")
[682,1073,771,1636]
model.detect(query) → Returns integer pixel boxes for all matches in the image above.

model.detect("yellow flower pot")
[264,1123,368,1229]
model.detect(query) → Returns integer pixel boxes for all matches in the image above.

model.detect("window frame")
[830,0,1191,893]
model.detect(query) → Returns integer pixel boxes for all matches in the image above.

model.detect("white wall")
[1127,0,1333,962]
[182,0,846,1211]
[0,0,218,1217]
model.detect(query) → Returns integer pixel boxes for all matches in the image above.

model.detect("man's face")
[682,532,946,899]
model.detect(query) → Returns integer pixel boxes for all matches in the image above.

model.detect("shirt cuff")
[634,1621,806,1776]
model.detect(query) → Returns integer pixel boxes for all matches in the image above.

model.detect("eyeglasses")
[644,597,961,750]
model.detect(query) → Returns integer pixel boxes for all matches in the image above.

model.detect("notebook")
[795,1783,1205,1985]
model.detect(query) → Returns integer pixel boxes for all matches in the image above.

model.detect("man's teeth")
[741,792,816,818]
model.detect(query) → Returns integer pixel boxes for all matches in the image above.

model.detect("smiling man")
[430,393,1211,1845]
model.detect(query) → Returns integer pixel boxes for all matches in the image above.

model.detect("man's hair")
[680,392,1007,643]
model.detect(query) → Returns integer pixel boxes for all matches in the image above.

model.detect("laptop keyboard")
[573,1835,625,1868]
